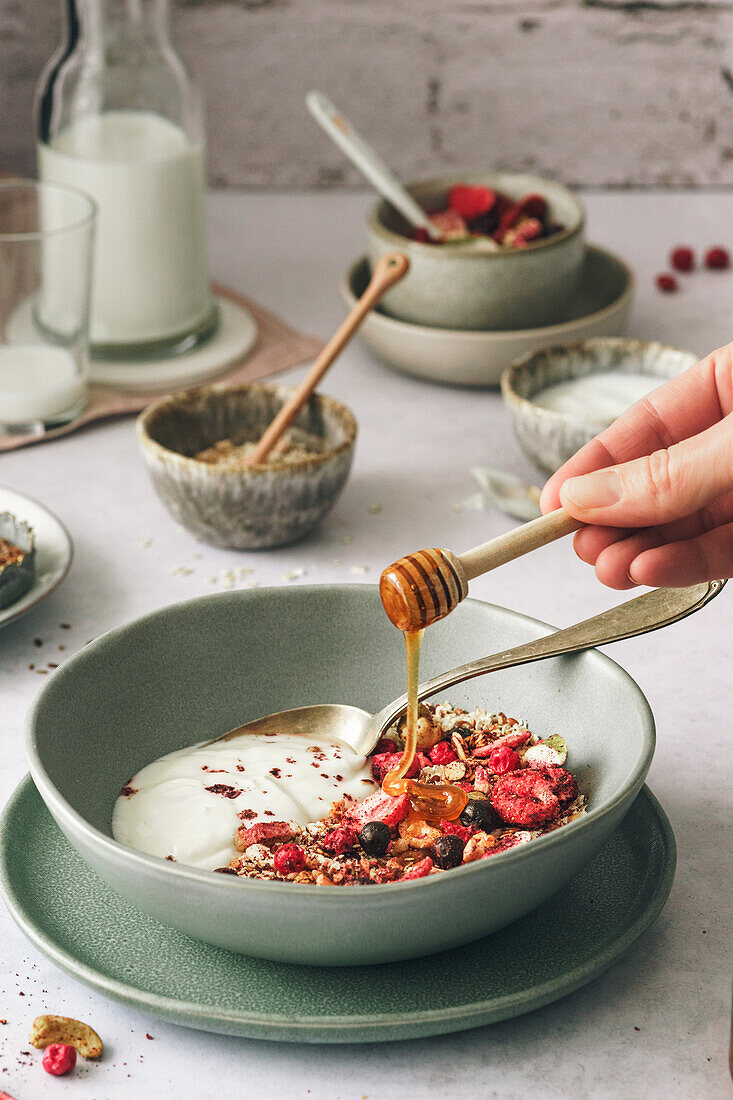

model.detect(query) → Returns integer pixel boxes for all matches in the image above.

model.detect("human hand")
[540,342,733,588]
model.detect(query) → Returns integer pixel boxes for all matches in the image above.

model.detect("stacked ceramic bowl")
[343,172,633,387]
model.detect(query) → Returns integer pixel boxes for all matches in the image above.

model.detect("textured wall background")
[3,0,733,188]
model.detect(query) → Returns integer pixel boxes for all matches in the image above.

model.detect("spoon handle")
[246,251,408,465]
[372,579,726,738]
[306,91,442,241]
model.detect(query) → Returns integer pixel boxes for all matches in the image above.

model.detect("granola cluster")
[218,703,586,886]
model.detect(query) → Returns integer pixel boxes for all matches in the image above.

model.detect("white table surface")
[0,190,731,1099]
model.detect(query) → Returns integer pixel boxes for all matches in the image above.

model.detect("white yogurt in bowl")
[112,733,375,871]
[531,370,661,427]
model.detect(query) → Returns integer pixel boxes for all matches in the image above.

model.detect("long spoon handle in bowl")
[306,91,443,242]
[246,251,409,465]
[370,579,726,741]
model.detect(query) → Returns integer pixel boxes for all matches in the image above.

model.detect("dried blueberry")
[358,820,391,857]
[459,798,501,831]
[433,834,465,869]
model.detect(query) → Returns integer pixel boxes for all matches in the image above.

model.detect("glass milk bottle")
[36,0,218,359]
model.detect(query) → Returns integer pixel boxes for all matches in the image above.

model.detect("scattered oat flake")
[139,537,153,548]
[221,578,234,588]
[236,566,254,577]
[350,565,368,574]
[192,552,202,559]
[342,536,352,544]
[451,503,464,513]
[283,568,306,581]
[241,579,260,589]
[220,568,234,579]
[367,504,382,514]
[205,575,217,584]
[170,565,194,576]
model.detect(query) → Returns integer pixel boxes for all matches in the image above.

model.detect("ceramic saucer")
[89,293,258,392]
[0,778,675,1044]
[0,486,72,630]
[342,245,634,388]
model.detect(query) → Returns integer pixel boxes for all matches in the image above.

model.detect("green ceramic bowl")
[24,586,655,966]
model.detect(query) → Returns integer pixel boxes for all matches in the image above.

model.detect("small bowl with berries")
[367,172,586,331]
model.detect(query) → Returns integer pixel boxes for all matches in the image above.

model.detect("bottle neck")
[69,0,171,48]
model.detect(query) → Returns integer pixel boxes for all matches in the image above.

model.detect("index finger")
[540,343,732,513]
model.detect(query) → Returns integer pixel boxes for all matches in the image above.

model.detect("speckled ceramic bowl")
[367,173,586,330]
[25,585,655,966]
[137,384,357,549]
[501,338,698,475]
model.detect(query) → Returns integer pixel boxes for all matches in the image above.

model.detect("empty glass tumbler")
[0,180,96,435]
[36,0,217,360]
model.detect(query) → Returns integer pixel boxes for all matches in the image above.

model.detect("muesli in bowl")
[113,702,585,886]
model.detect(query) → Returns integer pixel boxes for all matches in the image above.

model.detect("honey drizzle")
[382,629,469,822]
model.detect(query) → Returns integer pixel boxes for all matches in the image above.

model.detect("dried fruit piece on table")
[43,1043,77,1076]
[705,246,730,270]
[30,1014,103,1059]
[655,273,678,293]
[670,246,694,272]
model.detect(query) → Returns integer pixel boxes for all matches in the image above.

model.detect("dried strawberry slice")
[430,208,470,240]
[344,790,410,830]
[490,771,560,827]
[532,765,578,804]
[235,820,295,850]
[371,752,413,783]
[448,184,496,220]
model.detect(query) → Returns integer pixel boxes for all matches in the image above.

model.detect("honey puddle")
[382,629,469,822]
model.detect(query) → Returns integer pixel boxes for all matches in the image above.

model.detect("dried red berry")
[491,771,560,827]
[235,820,295,851]
[439,819,474,843]
[670,246,694,273]
[429,741,458,765]
[322,826,358,855]
[429,208,469,240]
[344,790,410,830]
[705,246,730,270]
[273,843,306,875]
[487,745,521,775]
[42,1043,77,1076]
[655,273,678,293]
[448,183,496,220]
[517,192,548,221]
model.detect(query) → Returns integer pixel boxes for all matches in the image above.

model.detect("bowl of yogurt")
[501,338,698,475]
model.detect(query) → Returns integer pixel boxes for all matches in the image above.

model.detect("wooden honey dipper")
[380,508,583,631]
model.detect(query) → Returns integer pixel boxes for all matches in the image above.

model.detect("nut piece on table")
[29,1015,103,1059]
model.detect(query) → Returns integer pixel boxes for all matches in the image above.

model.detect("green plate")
[0,776,675,1044]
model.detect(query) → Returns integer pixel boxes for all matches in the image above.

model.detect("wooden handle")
[246,252,409,465]
[457,508,582,581]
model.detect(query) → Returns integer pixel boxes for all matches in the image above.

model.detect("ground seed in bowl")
[195,427,325,468]
[223,703,586,885]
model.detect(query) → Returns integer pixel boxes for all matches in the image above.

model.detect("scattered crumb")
[332,559,342,565]
[241,579,260,589]
[47,662,58,669]
[367,504,382,514]
[192,552,202,560]
[170,565,194,576]
[350,565,368,575]
[205,575,217,584]
[139,537,153,548]
[451,503,464,513]
[28,664,34,670]
[236,567,254,577]
[221,577,234,588]
[342,536,352,544]
[219,569,234,580]
[283,568,306,581]
[33,638,42,647]
[60,623,71,629]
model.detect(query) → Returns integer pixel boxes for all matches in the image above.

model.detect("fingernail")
[561,470,621,511]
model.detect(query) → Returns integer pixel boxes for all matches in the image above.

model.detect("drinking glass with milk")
[36,0,217,360]
[0,180,96,435]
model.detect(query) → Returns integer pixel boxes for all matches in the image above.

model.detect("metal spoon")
[208,579,725,759]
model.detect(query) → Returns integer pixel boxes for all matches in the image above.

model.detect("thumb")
[559,416,733,527]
